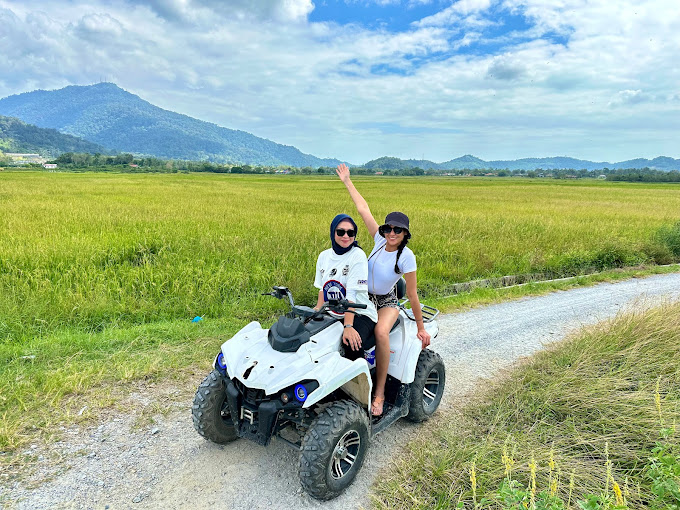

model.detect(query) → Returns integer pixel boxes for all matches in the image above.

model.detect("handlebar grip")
[327,299,367,311]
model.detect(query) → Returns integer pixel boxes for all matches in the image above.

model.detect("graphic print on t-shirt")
[323,279,346,301]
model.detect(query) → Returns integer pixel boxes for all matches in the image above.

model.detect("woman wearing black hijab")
[313,214,378,360]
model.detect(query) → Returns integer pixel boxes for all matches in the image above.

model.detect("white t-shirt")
[314,246,378,323]
[367,232,417,295]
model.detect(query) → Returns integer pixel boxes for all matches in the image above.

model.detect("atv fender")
[303,353,372,410]
[397,321,439,384]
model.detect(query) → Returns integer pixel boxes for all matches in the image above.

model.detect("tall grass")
[373,301,680,509]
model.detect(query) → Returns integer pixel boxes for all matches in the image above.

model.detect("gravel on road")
[4,273,680,510]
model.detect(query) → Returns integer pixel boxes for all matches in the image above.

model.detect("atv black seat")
[396,278,406,299]
[390,316,402,333]
[268,316,311,353]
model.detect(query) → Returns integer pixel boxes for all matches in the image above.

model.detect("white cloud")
[0,0,679,162]
[608,90,654,107]
[73,13,124,41]
[142,0,314,23]
[358,0,436,5]
[451,0,493,15]
[486,56,527,80]
[416,0,493,27]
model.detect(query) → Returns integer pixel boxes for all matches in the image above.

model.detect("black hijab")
[330,214,359,255]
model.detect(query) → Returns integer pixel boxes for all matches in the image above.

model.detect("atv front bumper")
[225,381,282,446]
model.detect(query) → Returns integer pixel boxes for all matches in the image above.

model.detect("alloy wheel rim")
[422,368,441,409]
[331,429,361,480]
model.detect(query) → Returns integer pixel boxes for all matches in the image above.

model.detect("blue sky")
[310,0,443,31]
[0,0,679,164]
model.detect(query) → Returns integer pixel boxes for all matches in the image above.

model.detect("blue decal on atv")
[322,280,346,302]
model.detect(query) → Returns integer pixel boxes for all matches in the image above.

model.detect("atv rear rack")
[398,299,439,323]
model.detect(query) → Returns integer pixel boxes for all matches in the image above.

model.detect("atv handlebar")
[325,299,367,313]
[262,286,296,309]
[263,286,366,320]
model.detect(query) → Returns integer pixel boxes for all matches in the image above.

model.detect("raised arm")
[335,164,380,238]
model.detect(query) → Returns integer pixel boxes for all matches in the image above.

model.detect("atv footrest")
[372,384,411,436]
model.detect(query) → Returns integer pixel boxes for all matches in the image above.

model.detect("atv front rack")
[398,299,439,323]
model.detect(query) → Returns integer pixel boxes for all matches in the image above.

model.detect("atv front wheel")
[406,349,445,422]
[192,370,238,444]
[299,400,369,500]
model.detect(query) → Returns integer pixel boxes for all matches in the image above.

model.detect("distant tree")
[114,153,134,165]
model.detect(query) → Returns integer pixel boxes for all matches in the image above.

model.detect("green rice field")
[2,172,680,341]
[1,171,680,450]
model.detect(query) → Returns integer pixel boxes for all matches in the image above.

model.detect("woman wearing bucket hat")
[335,164,431,417]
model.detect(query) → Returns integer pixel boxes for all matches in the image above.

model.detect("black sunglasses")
[335,228,356,238]
[379,224,404,235]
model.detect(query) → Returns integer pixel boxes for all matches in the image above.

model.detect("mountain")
[0,83,344,167]
[362,155,680,171]
[0,115,108,158]
[441,155,488,170]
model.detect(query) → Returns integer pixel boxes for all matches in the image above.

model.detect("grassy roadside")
[0,318,241,453]
[2,263,679,475]
[373,297,680,509]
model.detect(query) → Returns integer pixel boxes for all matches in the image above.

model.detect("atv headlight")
[213,351,228,377]
[294,384,308,402]
[281,380,319,405]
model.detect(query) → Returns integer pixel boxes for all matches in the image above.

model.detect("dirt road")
[6,273,680,510]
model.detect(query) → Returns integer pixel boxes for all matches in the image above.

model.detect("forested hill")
[0,115,108,158]
[363,154,680,171]
[0,83,344,167]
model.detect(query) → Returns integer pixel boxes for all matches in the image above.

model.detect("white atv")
[191,283,445,500]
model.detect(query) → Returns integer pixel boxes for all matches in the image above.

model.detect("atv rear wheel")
[406,349,445,422]
[299,400,369,500]
[192,370,238,444]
